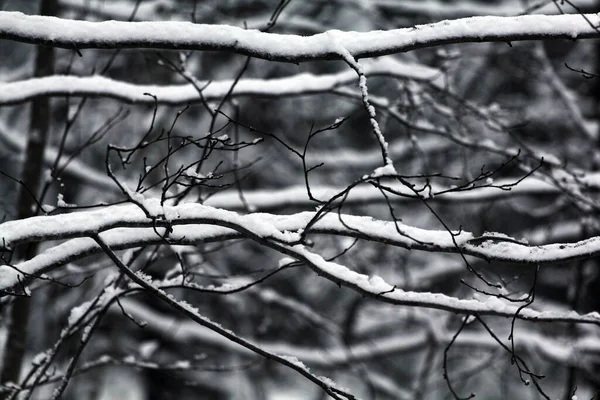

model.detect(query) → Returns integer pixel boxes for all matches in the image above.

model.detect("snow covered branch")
[3,202,600,267]
[0,57,443,105]
[2,201,600,325]
[1,12,599,61]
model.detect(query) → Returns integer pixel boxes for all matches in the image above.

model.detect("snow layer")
[0,56,443,105]
[2,202,600,268]
[1,12,599,61]
[2,203,600,324]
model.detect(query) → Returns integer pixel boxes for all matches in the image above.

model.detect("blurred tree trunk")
[589,0,600,386]
[0,0,57,394]
[567,2,600,397]
[587,0,600,317]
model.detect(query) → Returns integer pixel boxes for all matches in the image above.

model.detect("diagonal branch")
[91,233,357,400]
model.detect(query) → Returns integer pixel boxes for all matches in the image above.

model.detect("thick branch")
[0,12,599,61]
[1,202,600,268]
[0,0,58,393]
[2,203,600,327]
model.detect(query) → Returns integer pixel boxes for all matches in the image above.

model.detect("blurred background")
[1,0,600,399]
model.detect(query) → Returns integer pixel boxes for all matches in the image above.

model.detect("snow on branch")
[0,226,237,292]
[1,12,599,61]
[7,225,600,327]
[277,243,600,325]
[0,228,465,295]
[4,201,600,318]
[2,202,600,266]
[1,209,599,324]
[0,57,443,105]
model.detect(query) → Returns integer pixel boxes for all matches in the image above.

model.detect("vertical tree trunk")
[0,0,58,394]
[584,0,600,324]
[565,2,600,397]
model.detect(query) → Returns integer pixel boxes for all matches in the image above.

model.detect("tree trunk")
[0,0,58,394]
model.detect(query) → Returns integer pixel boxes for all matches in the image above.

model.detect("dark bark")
[0,0,57,394]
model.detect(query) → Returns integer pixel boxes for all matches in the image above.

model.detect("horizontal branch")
[2,204,599,324]
[0,226,465,295]
[116,298,600,367]
[0,226,235,292]
[3,201,600,290]
[2,201,600,264]
[1,12,599,61]
[0,57,442,105]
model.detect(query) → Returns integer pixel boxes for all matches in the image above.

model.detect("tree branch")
[0,12,599,62]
